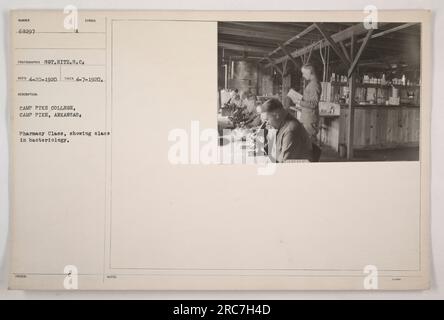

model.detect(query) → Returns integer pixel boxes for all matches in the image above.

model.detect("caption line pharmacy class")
[217,22,421,161]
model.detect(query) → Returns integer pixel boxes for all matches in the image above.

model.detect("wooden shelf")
[338,103,420,108]
[330,81,420,89]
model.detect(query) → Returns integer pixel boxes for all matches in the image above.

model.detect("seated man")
[260,98,313,162]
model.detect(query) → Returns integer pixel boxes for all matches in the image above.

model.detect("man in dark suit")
[260,98,313,162]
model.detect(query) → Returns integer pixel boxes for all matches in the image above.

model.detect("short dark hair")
[260,98,284,113]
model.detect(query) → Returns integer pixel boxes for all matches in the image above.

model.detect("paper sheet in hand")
[287,88,303,104]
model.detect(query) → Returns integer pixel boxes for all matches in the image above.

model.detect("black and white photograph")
[218,22,421,162]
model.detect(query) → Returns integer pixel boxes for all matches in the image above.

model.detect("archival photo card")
[8,10,430,290]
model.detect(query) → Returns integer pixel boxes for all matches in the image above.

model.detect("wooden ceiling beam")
[222,22,345,35]
[314,23,351,67]
[221,22,311,35]
[218,35,288,48]
[218,42,271,54]
[264,22,388,67]
[279,44,300,68]
[339,41,351,63]
[259,24,318,62]
[342,23,418,48]
[218,26,292,42]
[348,29,374,77]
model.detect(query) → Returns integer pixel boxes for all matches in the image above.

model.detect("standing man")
[260,98,312,162]
[295,63,322,145]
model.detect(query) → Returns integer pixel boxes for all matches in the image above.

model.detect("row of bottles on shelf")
[321,79,419,106]
[330,73,420,86]
[331,73,348,83]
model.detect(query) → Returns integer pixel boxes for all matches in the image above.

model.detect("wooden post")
[266,57,283,76]
[347,34,356,160]
[281,60,291,108]
[224,64,228,88]
[256,63,261,96]
[339,41,351,63]
[348,29,374,78]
